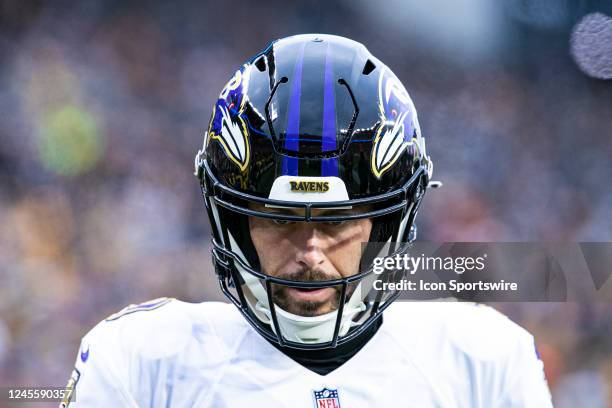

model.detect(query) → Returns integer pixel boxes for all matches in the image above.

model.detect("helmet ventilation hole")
[362,59,376,75]
[254,56,267,72]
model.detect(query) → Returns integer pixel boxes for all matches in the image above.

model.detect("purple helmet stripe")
[321,43,338,177]
[281,42,306,176]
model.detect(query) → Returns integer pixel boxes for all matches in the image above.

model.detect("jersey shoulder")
[381,301,550,405]
[83,298,248,361]
[383,301,536,362]
[68,300,252,406]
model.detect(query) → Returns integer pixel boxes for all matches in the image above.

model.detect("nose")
[293,224,328,270]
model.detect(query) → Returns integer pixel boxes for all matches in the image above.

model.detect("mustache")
[274,268,341,282]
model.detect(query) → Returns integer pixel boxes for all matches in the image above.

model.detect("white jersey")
[62,298,552,407]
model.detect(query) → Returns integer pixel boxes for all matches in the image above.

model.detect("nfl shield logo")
[313,387,341,408]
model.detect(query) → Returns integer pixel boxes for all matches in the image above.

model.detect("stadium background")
[1,1,611,406]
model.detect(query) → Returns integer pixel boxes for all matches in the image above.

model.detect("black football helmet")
[195,34,433,350]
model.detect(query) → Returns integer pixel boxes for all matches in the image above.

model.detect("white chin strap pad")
[246,276,367,344]
[256,298,367,344]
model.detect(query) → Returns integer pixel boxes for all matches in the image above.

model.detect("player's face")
[249,205,372,317]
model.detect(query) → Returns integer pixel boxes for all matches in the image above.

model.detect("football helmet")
[195,34,433,350]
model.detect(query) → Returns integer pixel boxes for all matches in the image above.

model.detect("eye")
[272,219,295,226]
[325,220,346,226]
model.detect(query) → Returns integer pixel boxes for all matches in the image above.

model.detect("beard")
[270,268,356,317]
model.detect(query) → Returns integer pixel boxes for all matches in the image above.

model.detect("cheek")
[249,222,294,274]
[360,219,373,242]
[329,244,362,278]
[330,220,372,277]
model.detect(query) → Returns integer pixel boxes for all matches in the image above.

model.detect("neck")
[269,315,383,376]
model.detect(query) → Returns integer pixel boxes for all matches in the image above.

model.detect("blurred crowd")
[0,1,610,406]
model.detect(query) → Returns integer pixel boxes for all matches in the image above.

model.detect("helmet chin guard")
[196,34,433,350]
